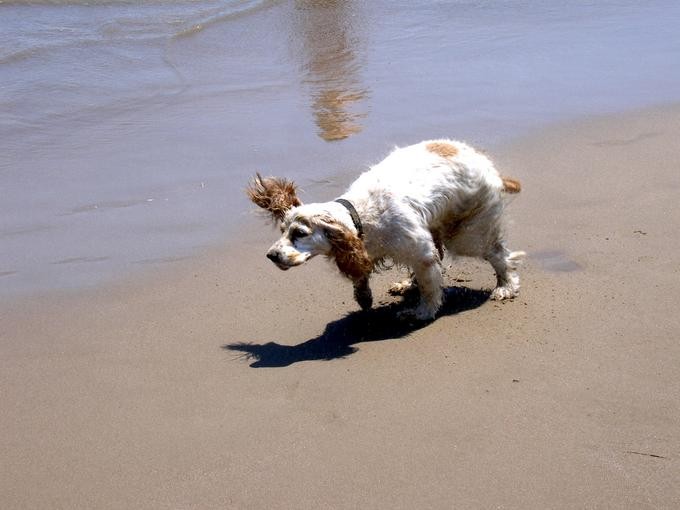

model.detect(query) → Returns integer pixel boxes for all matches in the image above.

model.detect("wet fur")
[246,173,301,223]
[247,139,524,321]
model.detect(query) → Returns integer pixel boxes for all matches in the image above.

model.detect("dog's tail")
[501,177,522,194]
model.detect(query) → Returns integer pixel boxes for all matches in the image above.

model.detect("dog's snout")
[266,249,291,270]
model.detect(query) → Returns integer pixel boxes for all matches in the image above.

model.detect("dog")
[247,139,524,321]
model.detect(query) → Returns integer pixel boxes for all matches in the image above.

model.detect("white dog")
[247,139,524,321]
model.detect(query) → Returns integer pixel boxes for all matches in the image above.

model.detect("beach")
[2,1,680,508]
[3,105,680,508]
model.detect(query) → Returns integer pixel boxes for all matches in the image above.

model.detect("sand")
[2,105,679,509]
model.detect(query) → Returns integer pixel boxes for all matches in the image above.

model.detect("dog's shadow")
[224,286,489,367]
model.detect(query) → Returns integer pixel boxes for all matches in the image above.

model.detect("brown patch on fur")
[323,219,373,282]
[501,177,522,194]
[246,173,302,222]
[426,142,459,159]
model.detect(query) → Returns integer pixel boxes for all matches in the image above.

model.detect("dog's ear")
[246,173,302,223]
[321,219,372,281]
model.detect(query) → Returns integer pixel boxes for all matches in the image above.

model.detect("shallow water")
[2,0,680,296]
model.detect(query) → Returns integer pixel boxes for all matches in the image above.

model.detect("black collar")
[334,198,363,238]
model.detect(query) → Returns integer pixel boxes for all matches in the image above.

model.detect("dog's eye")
[291,227,309,239]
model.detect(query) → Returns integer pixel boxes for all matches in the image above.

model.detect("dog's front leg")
[353,276,373,311]
[412,259,444,320]
[397,254,443,321]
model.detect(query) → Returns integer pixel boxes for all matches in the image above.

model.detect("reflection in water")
[292,0,369,141]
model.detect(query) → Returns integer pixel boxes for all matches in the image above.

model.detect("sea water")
[2,0,680,296]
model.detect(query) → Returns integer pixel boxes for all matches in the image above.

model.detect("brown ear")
[322,219,373,281]
[246,173,302,223]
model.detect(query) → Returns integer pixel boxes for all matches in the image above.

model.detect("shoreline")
[3,100,678,305]
[5,0,680,300]
[2,104,680,508]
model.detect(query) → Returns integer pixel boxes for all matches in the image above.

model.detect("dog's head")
[246,174,372,278]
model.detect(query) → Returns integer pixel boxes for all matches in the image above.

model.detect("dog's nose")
[266,250,279,263]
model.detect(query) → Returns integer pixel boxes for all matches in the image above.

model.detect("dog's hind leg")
[485,242,525,300]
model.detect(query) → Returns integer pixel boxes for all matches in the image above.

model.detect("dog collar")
[334,198,363,238]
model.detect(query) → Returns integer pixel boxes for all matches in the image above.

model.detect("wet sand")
[2,105,680,508]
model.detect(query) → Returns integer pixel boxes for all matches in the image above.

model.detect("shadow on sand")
[224,286,489,367]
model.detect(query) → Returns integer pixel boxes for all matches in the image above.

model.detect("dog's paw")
[388,279,417,296]
[490,285,519,301]
[354,286,373,311]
